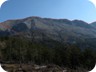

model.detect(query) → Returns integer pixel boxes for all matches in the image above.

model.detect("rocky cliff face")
[0,16,96,43]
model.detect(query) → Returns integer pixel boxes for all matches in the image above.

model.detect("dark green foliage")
[0,36,96,71]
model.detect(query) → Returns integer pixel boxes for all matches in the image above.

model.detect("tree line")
[0,36,95,71]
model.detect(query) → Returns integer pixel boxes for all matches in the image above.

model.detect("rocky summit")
[0,16,96,42]
[0,16,96,51]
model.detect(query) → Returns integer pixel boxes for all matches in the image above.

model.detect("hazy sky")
[0,0,96,23]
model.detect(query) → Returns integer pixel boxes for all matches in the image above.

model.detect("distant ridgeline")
[0,16,96,71]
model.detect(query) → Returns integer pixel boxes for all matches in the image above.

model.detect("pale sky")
[0,0,96,23]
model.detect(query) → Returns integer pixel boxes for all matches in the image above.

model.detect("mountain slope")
[0,16,96,43]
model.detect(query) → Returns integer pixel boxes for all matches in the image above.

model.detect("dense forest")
[0,36,96,71]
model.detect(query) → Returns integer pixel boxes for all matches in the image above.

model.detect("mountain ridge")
[0,16,96,43]
[0,16,95,30]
